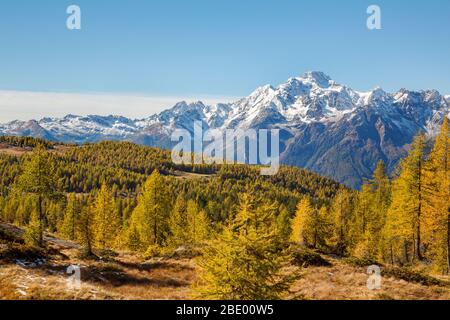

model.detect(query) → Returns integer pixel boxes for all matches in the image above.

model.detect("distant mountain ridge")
[1,71,449,188]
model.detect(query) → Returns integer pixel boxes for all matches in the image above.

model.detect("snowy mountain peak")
[1,72,447,136]
[367,87,390,103]
[299,71,332,88]
[248,84,276,99]
[0,71,449,189]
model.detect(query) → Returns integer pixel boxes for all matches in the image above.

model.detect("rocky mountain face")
[1,71,449,188]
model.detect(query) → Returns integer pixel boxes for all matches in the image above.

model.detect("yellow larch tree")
[194,194,295,300]
[128,169,171,250]
[423,117,450,274]
[92,184,120,250]
[382,133,426,264]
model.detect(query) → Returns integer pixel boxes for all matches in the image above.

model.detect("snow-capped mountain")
[1,71,449,188]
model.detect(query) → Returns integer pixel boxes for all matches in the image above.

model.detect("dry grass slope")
[1,223,450,300]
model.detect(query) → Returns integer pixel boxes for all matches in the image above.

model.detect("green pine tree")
[15,145,58,247]
[194,194,296,299]
[92,184,120,250]
[23,209,43,247]
[60,193,80,240]
[129,170,171,249]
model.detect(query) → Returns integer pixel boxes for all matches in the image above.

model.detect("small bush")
[0,243,46,262]
[77,249,98,260]
[144,244,162,259]
[95,262,123,273]
[143,244,203,259]
[96,249,119,259]
[0,227,24,244]
[291,247,331,267]
[384,266,445,287]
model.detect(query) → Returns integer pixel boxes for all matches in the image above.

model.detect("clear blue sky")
[0,0,449,98]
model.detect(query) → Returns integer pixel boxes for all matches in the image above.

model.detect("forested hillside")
[0,118,449,300]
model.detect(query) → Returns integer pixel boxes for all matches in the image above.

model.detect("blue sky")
[0,0,449,120]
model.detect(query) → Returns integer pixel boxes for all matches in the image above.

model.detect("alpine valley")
[1,71,449,188]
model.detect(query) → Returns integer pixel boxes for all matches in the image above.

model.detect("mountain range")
[1,71,449,188]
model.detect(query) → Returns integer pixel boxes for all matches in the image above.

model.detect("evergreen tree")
[352,161,391,260]
[369,161,391,257]
[194,194,295,299]
[290,198,312,245]
[15,196,34,227]
[383,133,426,264]
[126,224,141,251]
[353,184,372,238]
[77,206,95,256]
[423,117,450,273]
[92,184,120,250]
[168,195,189,247]
[129,170,171,249]
[23,209,42,247]
[2,195,19,224]
[330,189,354,255]
[186,200,209,245]
[15,145,57,247]
[276,205,292,243]
[372,161,391,215]
[291,198,329,249]
[60,193,80,240]
[47,201,64,233]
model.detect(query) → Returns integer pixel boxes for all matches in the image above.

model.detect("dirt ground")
[1,222,450,300]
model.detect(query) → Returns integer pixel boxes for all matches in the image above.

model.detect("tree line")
[0,117,448,299]
[291,117,450,274]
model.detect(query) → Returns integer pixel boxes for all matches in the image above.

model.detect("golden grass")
[288,256,450,300]
[1,225,449,301]
[0,250,196,300]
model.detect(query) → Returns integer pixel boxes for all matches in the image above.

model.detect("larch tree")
[353,161,391,260]
[60,193,80,240]
[186,199,209,245]
[371,161,392,215]
[77,205,95,256]
[129,170,171,250]
[423,117,450,273]
[383,133,426,264]
[168,195,189,247]
[409,133,426,261]
[330,189,354,255]
[92,184,120,250]
[15,196,34,227]
[369,161,391,248]
[194,194,295,300]
[23,209,42,247]
[15,145,58,247]
[276,205,292,243]
[290,198,313,246]
[291,198,329,249]
[47,201,64,233]
[353,184,373,239]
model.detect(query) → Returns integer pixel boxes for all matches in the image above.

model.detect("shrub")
[0,227,23,244]
[384,266,445,287]
[144,244,162,259]
[291,247,331,267]
[0,243,46,262]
